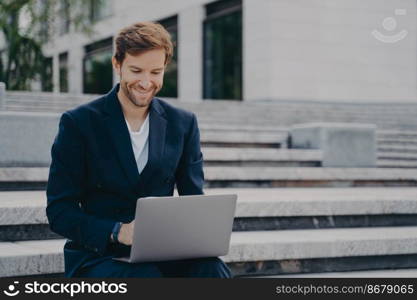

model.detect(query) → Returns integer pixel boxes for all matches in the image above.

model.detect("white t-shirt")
[125,114,149,174]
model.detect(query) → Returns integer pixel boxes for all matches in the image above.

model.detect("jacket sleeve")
[175,113,204,195]
[46,112,116,255]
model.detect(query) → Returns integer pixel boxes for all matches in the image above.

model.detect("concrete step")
[377,130,417,140]
[204,167,417,188]
[377,160,417,168]
[200,132,287,148]
[5,93,417,131]
[1,167,416,190]
[378,145,417,153]
[2,188,417,240]
[198,124,285,132]
[202,148,321,166]
[3,226,417,277]
[378,139,417,146]
[377,152,417,160]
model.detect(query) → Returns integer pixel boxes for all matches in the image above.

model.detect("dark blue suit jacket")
[46,84,204,277]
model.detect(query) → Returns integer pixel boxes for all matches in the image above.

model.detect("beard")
[120,80,161,108]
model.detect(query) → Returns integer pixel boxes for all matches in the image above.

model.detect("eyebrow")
[128,66,164,71]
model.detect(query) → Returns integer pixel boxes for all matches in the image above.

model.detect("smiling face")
[112,48,166,108]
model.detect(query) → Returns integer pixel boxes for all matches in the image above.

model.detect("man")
[46,22,231,278]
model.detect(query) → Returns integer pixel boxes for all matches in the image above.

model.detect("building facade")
[5,0,417,102]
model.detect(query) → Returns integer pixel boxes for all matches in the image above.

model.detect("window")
[59,52,68,92]
[58,0,70,35]
[89,0,112,23]
[41,57,53,92]
[203,0,242,100]
[38,0,50,43]
[83,37,113,94]
[157,15,178,98]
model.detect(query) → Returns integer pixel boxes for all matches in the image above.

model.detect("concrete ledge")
[290,123,377,167]
[200,132,286,146]
[202,148,322,162]
[204,167,417,181]
[3,227,417,277]
[208,188,417,217]
[0,239,65,277]
[2,167,417,183]
[223,227,417,263]
[0,168,49,182]
[3,188,417,226]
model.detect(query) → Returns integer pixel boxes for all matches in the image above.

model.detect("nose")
[139,80,151,89]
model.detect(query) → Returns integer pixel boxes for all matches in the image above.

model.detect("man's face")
[112,49,165,108]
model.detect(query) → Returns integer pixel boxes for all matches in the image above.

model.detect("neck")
[117,89,150,121]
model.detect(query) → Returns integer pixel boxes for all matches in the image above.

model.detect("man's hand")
[117,221,134,246]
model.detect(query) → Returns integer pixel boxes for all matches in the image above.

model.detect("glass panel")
[41,57,53,92]
[59,0,70,35]
[59,52,68,92]
[83,38,113,94]
[157,17,178,98]
[90,0,112,23]
[204,5,242,100]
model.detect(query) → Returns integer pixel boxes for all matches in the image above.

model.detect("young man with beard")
[46,22,232,278]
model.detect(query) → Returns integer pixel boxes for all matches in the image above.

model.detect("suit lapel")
[138,99,167,189]
[104,85,140,187]
[103,85,167,192]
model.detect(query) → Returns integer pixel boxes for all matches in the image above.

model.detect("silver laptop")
[113,194,237,263]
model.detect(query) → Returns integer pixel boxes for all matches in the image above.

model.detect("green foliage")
[0,0,97,91]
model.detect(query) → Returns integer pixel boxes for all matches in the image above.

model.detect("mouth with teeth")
[133,88,152,96]
[122,82,157,108]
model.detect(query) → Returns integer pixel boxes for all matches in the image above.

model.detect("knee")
[122,262,163,278]
[187,257,232,278]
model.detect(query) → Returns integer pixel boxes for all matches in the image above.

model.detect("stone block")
[0,112,59,167]
[290,123,377,167]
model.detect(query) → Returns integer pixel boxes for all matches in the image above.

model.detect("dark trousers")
[76,257,232,278]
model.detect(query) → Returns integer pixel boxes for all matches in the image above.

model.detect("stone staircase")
[1,136,417,277]
[2,188,417,277]
[4,91,417,131]
[1,92,417,278]
[376,130,417,168]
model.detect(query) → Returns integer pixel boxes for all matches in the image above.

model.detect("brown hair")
[114,22,173,65]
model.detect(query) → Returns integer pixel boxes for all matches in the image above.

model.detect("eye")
[131,70,141,73]
[152,71,162,75]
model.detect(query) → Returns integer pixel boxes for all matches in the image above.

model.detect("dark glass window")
[39,1,50,43]
[59,0,70,35]
[89,0,112,23]
[203,0,242,100]
[83,37,113,94]
[59,52,68,92]
[41,57,53,92]
[157,16,178,98]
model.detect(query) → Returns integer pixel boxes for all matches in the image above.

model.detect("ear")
[112,56,121,76]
